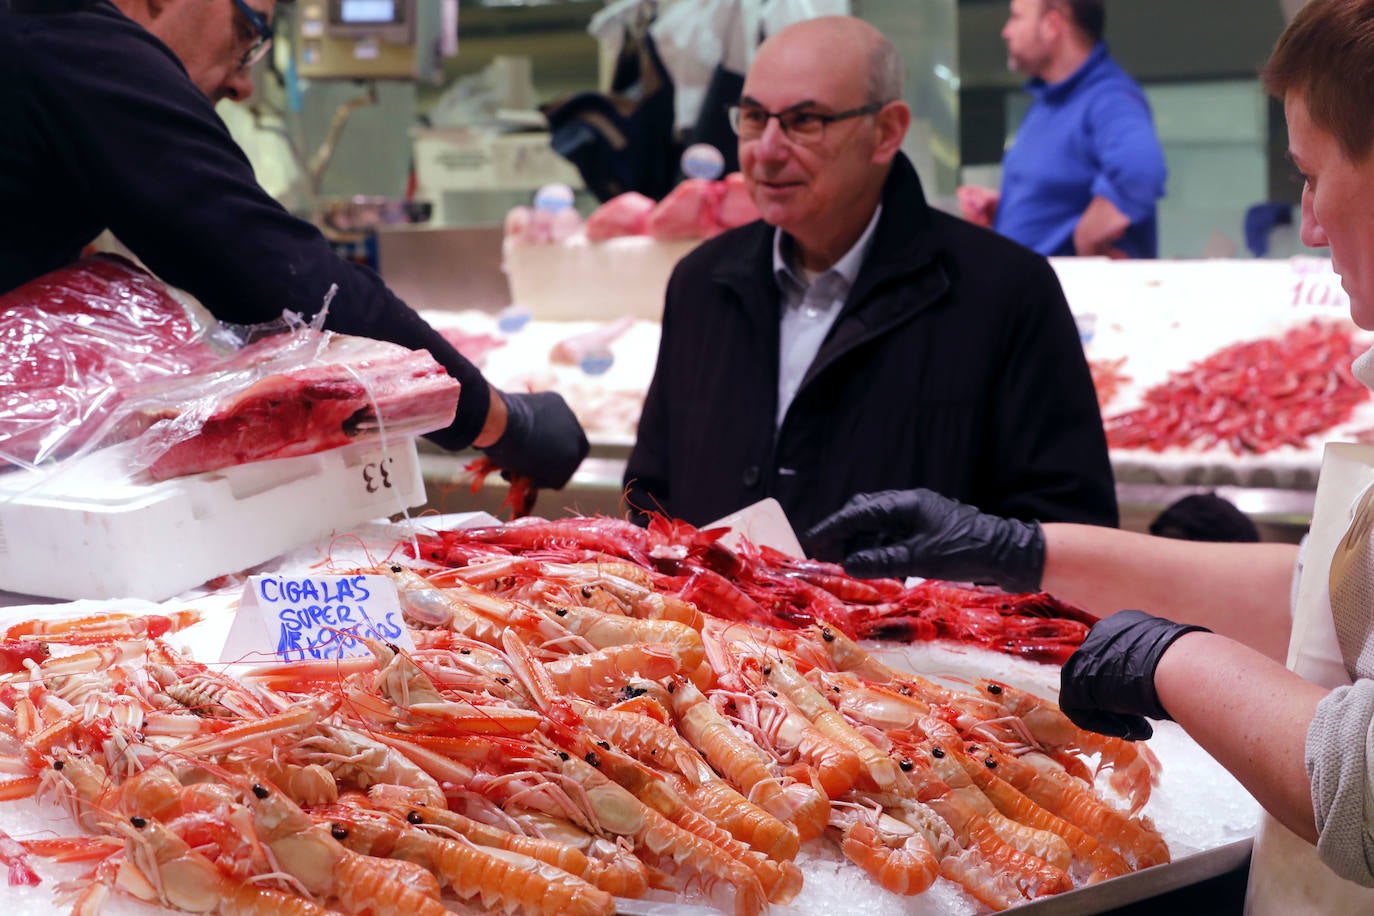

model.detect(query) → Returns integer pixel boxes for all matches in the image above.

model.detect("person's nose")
[1300,186,1329,249]
[754,116,792,162]
[222,69,256,103]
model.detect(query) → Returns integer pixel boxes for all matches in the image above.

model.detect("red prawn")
[464,456,537,519]
[0,640,49,674]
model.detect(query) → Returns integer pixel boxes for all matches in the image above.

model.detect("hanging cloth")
[542,13,681,202]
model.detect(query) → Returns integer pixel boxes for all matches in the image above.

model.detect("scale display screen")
[331,0,405,25]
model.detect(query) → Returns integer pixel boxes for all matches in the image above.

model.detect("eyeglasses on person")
[727,101,888,144]
[230,0,274,71]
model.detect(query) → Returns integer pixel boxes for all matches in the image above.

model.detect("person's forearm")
[473,384,506,448]
[1154,631,1326,841]
[1041,524,1298,659]
[1073,196,1131,256]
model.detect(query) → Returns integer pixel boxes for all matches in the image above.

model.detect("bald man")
[625,16,1117,534]
[0,0,588,489]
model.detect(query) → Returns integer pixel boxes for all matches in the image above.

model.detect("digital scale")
[296,0,421,80]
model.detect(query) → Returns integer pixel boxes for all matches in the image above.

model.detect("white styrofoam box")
[0,438,425,602]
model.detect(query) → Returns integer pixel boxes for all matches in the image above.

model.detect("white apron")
[1245,442,1374,913]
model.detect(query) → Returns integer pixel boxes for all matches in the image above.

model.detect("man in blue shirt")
[958,0,1167,259]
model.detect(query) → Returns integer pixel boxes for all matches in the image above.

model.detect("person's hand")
[957,185,999,228]
[479,390,589,489]
[802,489,1045,593]
[1059,610,1211,741]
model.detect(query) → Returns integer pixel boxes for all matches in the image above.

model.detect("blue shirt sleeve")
[1085,88,1168,224]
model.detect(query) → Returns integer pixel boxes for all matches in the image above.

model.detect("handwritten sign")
[1290,261,1351,313]
[219,574,414,663]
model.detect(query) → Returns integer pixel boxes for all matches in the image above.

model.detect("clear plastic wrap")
[0,254,224,470]
[129,318,462,481]
[0,256,462,483]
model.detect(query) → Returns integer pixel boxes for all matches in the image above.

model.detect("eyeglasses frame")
[727,100,889,144]
[229,0,274,71]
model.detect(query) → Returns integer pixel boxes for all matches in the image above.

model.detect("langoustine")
[0,530,1167,914]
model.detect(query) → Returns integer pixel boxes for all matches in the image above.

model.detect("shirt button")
[742,465,761,487]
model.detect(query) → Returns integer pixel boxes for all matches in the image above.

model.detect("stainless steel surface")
[1011,839,1253,915]
[1118,482,1313,543]
[376,223,509,314]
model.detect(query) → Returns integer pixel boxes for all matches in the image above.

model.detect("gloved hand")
[480,391,589,490]
[1059,609,1211,741]
[802,489,1045,593]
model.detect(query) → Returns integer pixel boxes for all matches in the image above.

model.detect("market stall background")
[412,253,1361,537]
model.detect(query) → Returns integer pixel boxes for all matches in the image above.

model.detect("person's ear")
[871,100,911,165]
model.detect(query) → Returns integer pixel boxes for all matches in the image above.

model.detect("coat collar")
[708,154,952,404]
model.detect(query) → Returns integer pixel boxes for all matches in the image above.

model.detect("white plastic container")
[0,439,426,602]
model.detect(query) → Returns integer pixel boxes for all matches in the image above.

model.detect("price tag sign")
[1290,260,1351,313]
[219,574,414,663]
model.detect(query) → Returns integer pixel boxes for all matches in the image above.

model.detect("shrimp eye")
[580,587,593,599]
[666,682,677,693]
[497,677,510,685]
[985,757,997,769]
[585,752,601,767]
[899,759,914,772]
[52,760,64,771]
[769,690,778,698]
[252,784,269,799]
[460,648,471,655]
[832,686,840,693]
[762,665,772,676]
[556,751,570,761]
[130,816,147,828]
[331,825,348,840]
[596,740,611,750]
[986,683,1003,695]
[556,608,568,617]
[899,686,912,696]
[821,628,835,642]
[407,811,424,825]
[386,642,400,653]
[930,747,945,758]
[390,565,402,572]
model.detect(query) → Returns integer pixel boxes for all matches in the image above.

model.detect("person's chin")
[754,201,796,228]
[754,182,805,211]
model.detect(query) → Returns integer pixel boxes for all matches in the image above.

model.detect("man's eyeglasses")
[230,0,274,71]
[727,101,887,145]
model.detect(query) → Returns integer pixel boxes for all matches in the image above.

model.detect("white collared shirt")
[772,205,883,428]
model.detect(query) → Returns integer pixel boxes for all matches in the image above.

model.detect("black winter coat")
[624,154,1118,534]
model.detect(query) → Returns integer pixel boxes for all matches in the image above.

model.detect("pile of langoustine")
[409,514,1097,666]
[0,536,1166,916]
[1104,318,1370,455]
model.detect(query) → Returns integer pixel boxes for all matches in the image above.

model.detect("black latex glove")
[480,391,589,490]
[1059,609,1211,741]
[802,488,1045,593]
